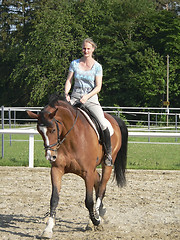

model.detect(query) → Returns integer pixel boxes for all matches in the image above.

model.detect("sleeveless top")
[69,59,103,95]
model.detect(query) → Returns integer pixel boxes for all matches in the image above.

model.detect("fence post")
[29,134,34,168]
[14,110,16,127]
[175,114,177,142]
[156,114,157,126]
[148,112,150,142]
[1,106,4,158]
[8,108,12,146]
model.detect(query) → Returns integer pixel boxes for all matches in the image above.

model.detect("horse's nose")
[52,155,56,161]
[46,150,57,161]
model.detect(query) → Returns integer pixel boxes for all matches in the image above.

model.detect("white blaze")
[39,126,51,160]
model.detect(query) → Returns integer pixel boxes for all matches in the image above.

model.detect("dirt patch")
[0,167,179,239]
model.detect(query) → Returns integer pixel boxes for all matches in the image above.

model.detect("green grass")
[128,136,180,170]
[0,134,51,167]
[0,134,179,170]
[127,142,180,170]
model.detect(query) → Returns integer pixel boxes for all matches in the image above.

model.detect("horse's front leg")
[41,166,63,239]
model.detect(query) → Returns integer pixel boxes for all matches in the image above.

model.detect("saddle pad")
[78,108,114,140]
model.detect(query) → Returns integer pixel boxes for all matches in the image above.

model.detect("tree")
[0,0,42,106]
[9,0,86,106]
[73,0,166,106]
[135,9,180,107]
[1,0,179,107]
[72,0,162,107]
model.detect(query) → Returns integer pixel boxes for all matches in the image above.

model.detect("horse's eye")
[51,129,56,134]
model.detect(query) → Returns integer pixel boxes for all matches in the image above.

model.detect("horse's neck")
[57,104,76,128]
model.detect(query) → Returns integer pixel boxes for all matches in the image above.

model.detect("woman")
[64,38,112,166]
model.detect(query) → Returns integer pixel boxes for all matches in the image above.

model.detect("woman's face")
[82,42,94,58]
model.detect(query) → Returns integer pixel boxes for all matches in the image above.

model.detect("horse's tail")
[113,115,128,187]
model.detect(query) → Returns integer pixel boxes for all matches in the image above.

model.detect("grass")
[127,142,180,170]
[0,134,51,168]
[128,135,180,170]
[0,134,179,170]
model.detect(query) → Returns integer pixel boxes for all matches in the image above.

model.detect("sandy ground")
[0,167,179,240]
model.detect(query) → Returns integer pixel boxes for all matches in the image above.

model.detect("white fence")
[0,128,180,168]
[1,106,180,127]
[0,128,38,168]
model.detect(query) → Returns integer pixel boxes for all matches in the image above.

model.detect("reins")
[44,109,78,151]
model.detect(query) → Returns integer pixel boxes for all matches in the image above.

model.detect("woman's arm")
[64,71,74,101]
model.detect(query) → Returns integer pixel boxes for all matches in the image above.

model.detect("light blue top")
[69,59,103,94]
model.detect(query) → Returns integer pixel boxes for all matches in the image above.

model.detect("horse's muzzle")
[46,149,57,162]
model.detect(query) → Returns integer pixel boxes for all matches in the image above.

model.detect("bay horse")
[27,95,128,239]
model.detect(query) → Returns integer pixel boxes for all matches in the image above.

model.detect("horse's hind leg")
[95,166,112,220]
[93,171,106,218]
[85,171,101,227]
[86,170,107,230]
[41,167,63,239]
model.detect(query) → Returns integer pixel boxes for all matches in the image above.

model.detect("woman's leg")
[85,95,113,166]
[85,95,107,129]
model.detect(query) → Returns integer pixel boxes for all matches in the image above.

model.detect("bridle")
[43,110,78,151]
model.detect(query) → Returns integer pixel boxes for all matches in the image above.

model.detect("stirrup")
[104,154,113,166]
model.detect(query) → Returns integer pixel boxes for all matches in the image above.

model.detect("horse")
[27,95,128,239]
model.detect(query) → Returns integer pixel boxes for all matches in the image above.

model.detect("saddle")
[73,102,114,143]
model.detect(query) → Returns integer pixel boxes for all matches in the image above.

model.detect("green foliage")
[0,0,42,105]
[135,9,180,107]
[8,0,86,105]
[0,0,179,107]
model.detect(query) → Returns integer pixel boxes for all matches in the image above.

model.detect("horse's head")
[27,107,63,162]
[27,95,78,163]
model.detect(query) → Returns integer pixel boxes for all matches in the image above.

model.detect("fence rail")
[0,128,180,168]
[1,106,180,167]
[1,106,180,127]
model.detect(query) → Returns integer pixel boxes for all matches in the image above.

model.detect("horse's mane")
[39,93,74,127]
[38,94,65,127]
[48,93,66,108]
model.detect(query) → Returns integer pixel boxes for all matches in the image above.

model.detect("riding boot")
[103,128,113,166]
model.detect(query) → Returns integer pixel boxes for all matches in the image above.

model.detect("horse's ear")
[26,110,38,119]
[49,108,58,119]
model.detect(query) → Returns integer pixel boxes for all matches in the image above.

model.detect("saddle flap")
[78,108,114,140]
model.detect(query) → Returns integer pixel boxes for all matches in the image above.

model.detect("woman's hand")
[80,75,102,104]
[80,94,89,104]
[65,94,71,102]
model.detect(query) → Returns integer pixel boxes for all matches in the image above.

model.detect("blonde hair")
[82,38,97,49]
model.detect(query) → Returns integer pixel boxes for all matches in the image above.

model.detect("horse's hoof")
[85,223,104,232]
[85,218,104,232]
[41,230,53,239]
[85,220,94,231]
[94,224,104,231]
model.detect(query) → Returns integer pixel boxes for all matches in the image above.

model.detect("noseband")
[43,110,78,151]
